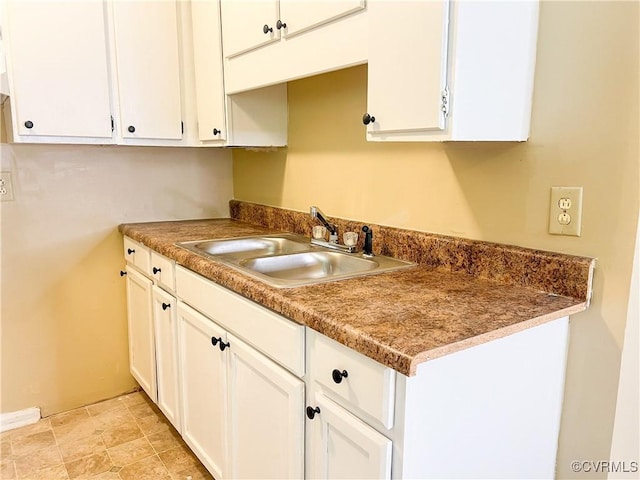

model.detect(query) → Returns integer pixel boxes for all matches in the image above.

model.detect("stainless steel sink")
[178,234,312,259]
[177,234,416,288]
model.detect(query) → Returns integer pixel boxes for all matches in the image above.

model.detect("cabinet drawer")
[308,330,395,429]
[175,266,305,377]
[123,237,151,275]
[151,251,176,292]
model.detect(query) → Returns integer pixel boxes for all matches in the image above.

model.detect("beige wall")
[234,1,639,478]
[0,142,232,416]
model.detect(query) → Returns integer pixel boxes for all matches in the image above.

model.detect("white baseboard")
[0,407,41,433]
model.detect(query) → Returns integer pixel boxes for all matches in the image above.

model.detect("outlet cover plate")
[0,171,15,202]
[549,186,582,236]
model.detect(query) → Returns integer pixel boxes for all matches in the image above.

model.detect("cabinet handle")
[332,369,348,384]
[263,24,273,34]
[119,270,127,276]
[24,120,34,129]
[128,125,136,133]
[152,267,161,275]
[219,340,230,352]
[362,113,375,125]
[213,128,221,136]
[211,336,219,346]
[306,406,320,420]
[127,248,135,255]
[276,19,286,30]
[161,302,170,311]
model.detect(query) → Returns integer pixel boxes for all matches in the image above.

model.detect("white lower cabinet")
[307,393,391,480]
[174,268,305,480]
[177,302,227,479]
[227,333,304,479]
[152,286,181,432]
[124,266,156,402]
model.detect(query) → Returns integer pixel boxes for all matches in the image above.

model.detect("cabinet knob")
[263,24,273,34]
[120,270,127,276]
[332,369,348,384]
[211,336,219,347]
[127,248,135,255]
[306,406,320,420]
[152,267,161,275]
[213,128,221,136]
[24,120,34,129]
[276,19,286,30]
[161,302,171,311]
[362,113,375,125]
[219,340,230,352]
[128,125,136,133]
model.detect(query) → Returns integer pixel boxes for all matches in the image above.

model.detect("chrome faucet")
[309,206,358,253]
[310,206,338,243]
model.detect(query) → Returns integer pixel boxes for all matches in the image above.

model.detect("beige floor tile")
[0,460,16,480]
[171,463,213,480]
[158,444,200,477]
[0,441,12,459]
[50,408,91,429]
[11,430,56,456]
[135,412,171,436]
[87,398,123,417]
[22,463,69,480]
[118,455,171,480]
[127,402,158,419]
[147,429,183,454]
[90,470,121,479]
[65,451,112,480]
[53,418,99,445]
[91,407,134,431]
[14,445,62,479]
[0,420,52,443]
[58,435,106,463]
[107,437,155,467]
[119,391,145,408]
[100,421,143,449]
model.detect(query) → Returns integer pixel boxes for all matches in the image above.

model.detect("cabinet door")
[125,266,157,402]
[220,0,280,58]
[177,303,227,480]
[191,0,227,141]
[5,1,112,139]
[307,393,391,480]
[279,0,365,38]
[111,0,182,140]
[152,286,180,432]
[227,334,304,479]
[367,0,449,136]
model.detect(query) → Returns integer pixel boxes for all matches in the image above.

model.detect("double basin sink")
[177,234,415,288]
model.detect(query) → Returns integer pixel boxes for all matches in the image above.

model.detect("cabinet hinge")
[110,116,114,132]
[181,121,184,134]
[441,88,450,118]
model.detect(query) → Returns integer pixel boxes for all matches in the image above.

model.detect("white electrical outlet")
[549,186,583,236]
[0,171,15,201]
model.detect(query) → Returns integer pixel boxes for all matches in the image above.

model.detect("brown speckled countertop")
[119,202,595,376]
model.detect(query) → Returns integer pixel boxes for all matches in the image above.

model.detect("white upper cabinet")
[366,0,449,137]
[191,0,227,142]
[111,0,183,141]
[278,0,365,38]
[4,1,113,142]
[220,0,280,58]
[220,0,368,94]
[365,0,539,142]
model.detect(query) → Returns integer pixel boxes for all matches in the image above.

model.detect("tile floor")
[0,390,212,480]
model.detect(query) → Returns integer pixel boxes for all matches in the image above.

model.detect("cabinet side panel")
[449,0,539,140]
[400,317,569,479]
